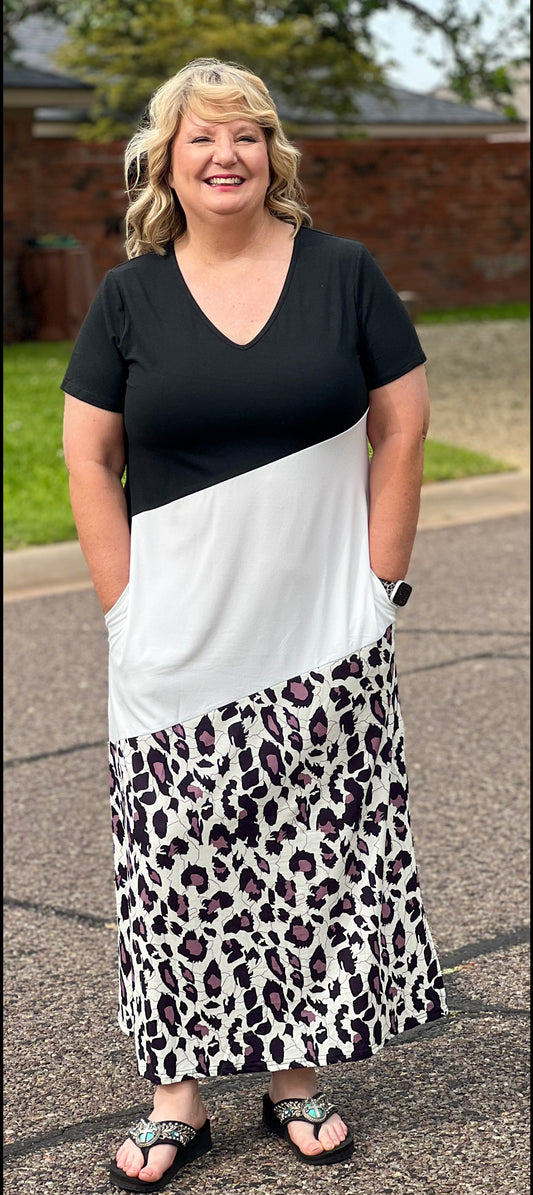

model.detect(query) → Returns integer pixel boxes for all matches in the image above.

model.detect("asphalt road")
[3,512,530,1195]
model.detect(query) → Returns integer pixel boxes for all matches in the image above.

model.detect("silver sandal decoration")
[128,1117,198,1150]
[271,1093,338,1127]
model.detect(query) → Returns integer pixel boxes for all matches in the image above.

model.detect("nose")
[212,132,238,167]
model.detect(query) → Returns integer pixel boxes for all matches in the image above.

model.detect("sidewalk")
[3,469,530,601]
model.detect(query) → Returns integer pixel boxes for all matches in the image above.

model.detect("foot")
[115,1080,207,1185]
[268,1068,349,1158]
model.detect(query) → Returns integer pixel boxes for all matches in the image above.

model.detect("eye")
[191,136,212,143]
[237,136,257,142]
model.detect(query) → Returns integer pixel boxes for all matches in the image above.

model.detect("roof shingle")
[4,63,93,90]
[278,85,511,126]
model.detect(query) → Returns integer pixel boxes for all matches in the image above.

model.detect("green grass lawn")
[4,341,77,550]
[4,339,518,550]
[418,301,530,324]
[421,439,514,483]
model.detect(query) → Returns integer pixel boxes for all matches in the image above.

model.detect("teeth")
[206,177,243,186]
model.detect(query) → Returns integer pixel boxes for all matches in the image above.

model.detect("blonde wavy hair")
[124,58,312,258]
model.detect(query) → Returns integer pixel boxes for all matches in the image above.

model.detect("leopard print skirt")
[109,624,447,1083]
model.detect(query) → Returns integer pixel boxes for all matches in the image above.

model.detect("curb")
[3,470,530,602]
[3,539,92,602]
[417,467,530,530]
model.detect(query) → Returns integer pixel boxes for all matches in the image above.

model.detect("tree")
[4,0,530,138]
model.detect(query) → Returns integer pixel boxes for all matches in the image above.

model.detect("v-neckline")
[168,230,301,351]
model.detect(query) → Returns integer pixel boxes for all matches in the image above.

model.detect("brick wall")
[298,138,530,310]
[3,115,127,341]
[3,115,530,340]
[4,111,44,343]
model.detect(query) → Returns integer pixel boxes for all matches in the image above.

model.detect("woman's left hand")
[366,363,430,581]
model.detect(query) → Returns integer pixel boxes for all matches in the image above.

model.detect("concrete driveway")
[3,511,530,1195]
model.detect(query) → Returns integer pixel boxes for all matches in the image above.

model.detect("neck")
[176,208,281,265]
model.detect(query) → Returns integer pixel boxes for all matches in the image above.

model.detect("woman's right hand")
[63,395,131,613]
[101,579,130,618]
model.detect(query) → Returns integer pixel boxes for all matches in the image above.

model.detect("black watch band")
[379,579,412,607]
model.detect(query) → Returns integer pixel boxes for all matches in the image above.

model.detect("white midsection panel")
[106,416,396,742]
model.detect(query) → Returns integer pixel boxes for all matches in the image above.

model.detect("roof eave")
[4,86,93,108]
[288,119,527,139]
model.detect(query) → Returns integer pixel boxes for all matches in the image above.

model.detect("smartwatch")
[379,578,412,607]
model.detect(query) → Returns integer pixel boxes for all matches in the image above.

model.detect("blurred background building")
[3,12,530,341]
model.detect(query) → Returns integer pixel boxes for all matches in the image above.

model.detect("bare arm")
[366,364,430,581]
[63,394,130,614]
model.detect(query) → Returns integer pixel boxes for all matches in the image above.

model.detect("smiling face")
[168,108,271,227]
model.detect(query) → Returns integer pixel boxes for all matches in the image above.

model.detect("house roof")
[3,64,93,91]
[6,12,67,73]
[278,85,513,127]
[4,13,93,107]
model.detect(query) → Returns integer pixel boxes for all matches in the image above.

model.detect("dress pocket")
[104,582,130,657]
[369,567,397,620]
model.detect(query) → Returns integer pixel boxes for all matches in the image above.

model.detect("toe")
[305,1140,325,1156]
[320,1128,338,1151]
[125,1150,144,1177]
[115,1140,144,1177]
[288,1124,324,1156]
[319,1115,348,1151]
[138,1143,177,1182]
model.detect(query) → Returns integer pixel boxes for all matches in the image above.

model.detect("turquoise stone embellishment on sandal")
[128,1117,197,1150]
[302,1098,326,1123]
[272,1092,336,1127]
[168,1126,187,1141]
[138,1126,156,1144]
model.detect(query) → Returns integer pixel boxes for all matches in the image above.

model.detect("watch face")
[393,581,412,607]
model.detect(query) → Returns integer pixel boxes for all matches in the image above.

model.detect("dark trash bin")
[19,235,96,340]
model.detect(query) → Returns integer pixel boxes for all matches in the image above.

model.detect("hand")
[100,578,129,616]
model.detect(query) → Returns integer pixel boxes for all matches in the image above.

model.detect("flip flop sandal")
[109,1116,212,1192]
[262,1091,354,1166]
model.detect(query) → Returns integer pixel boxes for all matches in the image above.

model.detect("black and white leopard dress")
[62,227,447,1084]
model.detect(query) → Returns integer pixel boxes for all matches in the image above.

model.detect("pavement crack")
[3,1104,150,1163]
[3,738,107,770]
[447,1000,529,1019]
[439,923,530,969]
[402,649,529,676]
[3,896,114,929]
[398,628,529,638]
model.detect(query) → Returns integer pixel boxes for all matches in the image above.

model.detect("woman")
[62,57,447,1192]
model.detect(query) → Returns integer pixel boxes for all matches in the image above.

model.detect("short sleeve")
[60,271,127,412]
[354,246,426,390]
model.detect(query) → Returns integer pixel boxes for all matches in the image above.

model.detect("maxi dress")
[61,226,447,1084]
